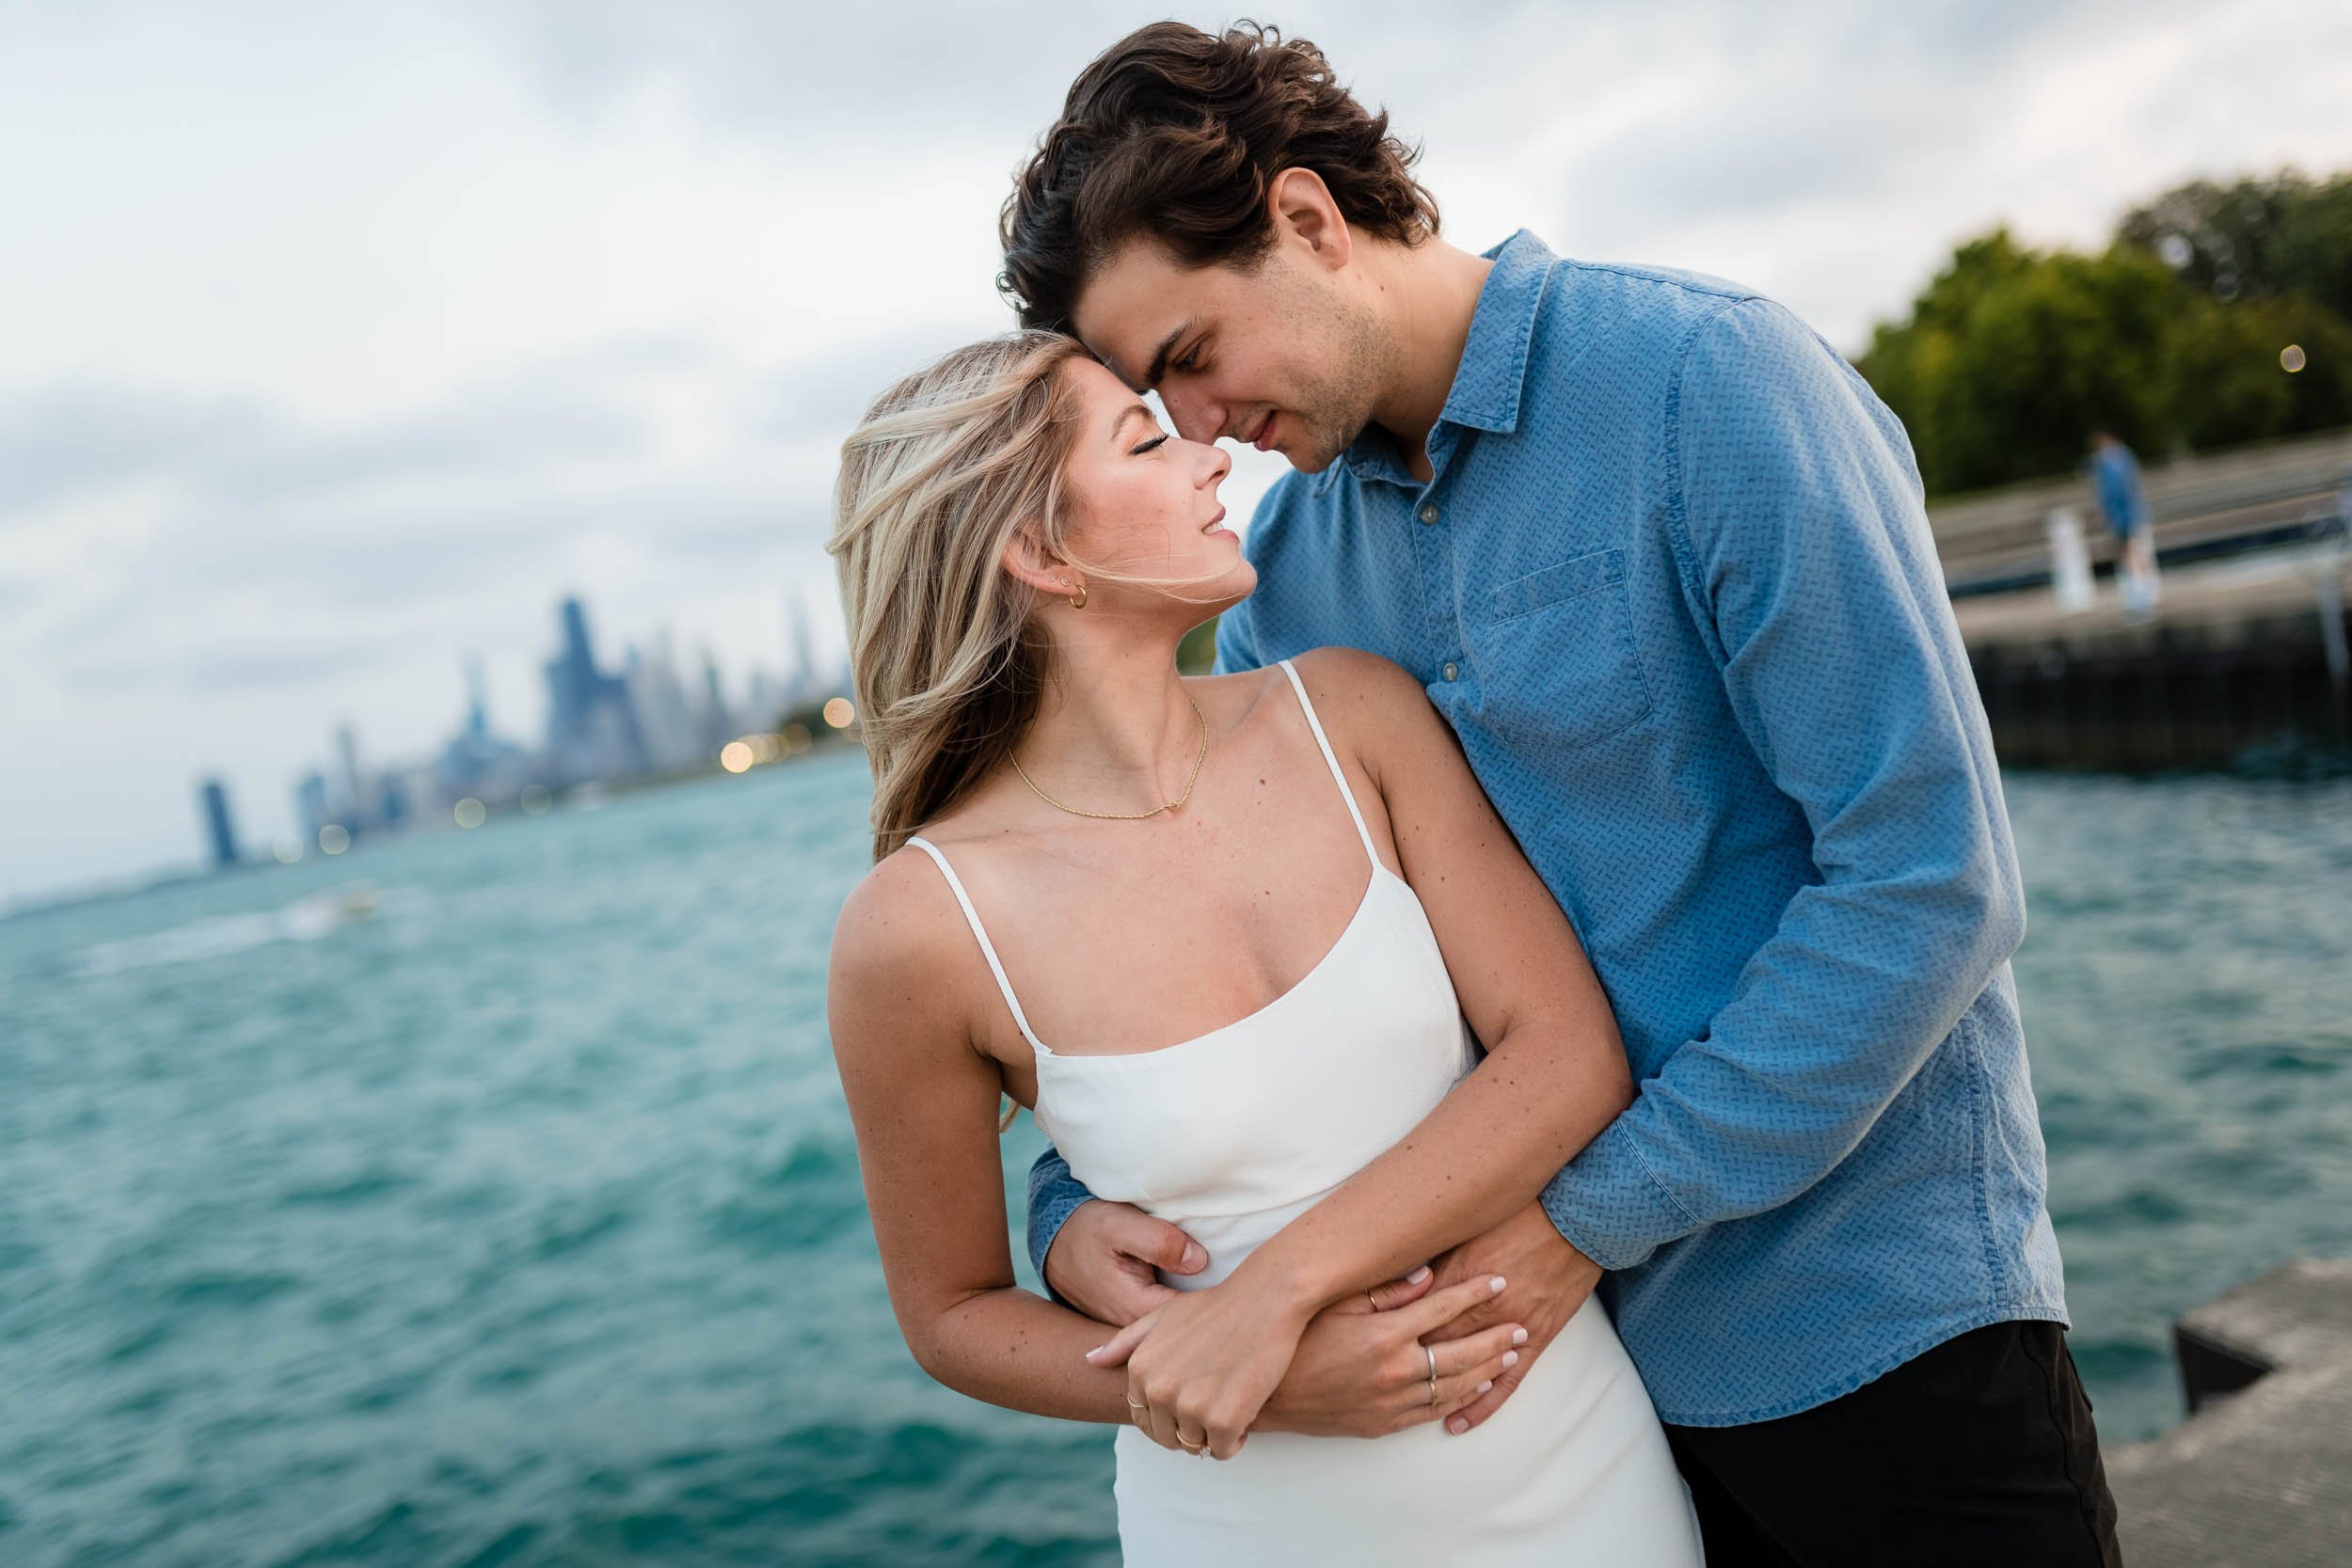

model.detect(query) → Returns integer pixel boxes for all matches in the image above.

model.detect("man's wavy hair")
[998,21,1440,334]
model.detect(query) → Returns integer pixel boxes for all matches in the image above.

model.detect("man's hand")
[1419,1200,1601,1434]
[1041,1199,1209,1327]
[1251,1268,1527,1437]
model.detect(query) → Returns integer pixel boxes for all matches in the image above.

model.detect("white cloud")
[5,0,2352,906]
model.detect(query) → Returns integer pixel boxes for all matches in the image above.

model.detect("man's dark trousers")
[1662,1320,2124,1566]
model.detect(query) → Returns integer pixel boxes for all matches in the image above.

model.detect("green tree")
[1859,231,2175,492]
[1858,166,2352,495]
[2169,293,2295,449]
[2266,295,2352,436]
[2121,170,2352,321]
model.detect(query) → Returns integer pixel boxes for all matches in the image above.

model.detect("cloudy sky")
[8,0,2352,910]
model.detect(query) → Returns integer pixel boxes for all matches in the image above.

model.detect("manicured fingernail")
[1502,1350,1519,1368]
[1084,1345,1104,1359]
[1488,1275,1507,1294]
[1448,1416,1470,1434]
[1180,1242,1209,1272]
[1407,1264,1431,1283]
[1510,1327,1528,1346]
[1475,1380,1494,1395]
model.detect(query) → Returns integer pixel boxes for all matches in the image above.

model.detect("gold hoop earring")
[1068,583,1089,610]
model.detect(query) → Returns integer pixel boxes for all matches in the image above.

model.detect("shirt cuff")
[1025,1161,1091,1302]
[1538,1119,1700,1273]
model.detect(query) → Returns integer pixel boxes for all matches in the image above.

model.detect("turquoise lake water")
[4,752,2349,1566]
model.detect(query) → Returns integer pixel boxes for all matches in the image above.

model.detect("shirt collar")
[1324,228,1555,492]
[1438,228,1554,436]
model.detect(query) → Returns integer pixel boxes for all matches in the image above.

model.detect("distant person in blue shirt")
[996,20,2122,1564]
[2092,428,2162,619]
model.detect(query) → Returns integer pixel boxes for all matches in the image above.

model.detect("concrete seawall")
[2109,1258,2352,1566]
[1931,430,2352,768]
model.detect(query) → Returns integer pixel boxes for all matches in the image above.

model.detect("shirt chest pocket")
[1470,547,1655,748]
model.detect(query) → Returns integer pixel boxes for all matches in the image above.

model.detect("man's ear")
[1000,528,1077,598]
[1266,167,1353,273]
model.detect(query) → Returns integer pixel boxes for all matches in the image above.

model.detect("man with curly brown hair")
[1008,20,2122,1567]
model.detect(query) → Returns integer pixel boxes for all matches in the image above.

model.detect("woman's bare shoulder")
[1184,647,1426,721]
[1283,646,1440,731]
[829,842,971,999]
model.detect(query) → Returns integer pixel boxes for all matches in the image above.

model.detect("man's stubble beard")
[1282,282,1403,474]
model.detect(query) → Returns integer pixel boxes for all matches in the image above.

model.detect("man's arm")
[1540,296,2026,1272]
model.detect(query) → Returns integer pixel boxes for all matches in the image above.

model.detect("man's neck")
[1361,236,1495,483]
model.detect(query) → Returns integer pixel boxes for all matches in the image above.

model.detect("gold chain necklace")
[1009,690,1213,820]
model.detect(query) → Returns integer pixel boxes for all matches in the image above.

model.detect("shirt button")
[1419,504,1441,525]
[1441,661,1459,682]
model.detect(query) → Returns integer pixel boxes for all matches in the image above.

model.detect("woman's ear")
[1000,529,1081,600]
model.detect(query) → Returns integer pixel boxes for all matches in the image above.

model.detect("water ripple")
[0,753,2344,1564]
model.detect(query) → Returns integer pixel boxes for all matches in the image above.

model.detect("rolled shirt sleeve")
[1025,1148,1093,1285]
[1539,298,2027,1272]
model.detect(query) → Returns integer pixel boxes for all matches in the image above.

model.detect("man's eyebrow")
[1111,403,1153,446]
[1141,321,1193,390]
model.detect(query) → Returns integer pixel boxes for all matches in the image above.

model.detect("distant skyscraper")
[784,588,818,705]
[198,777,240,869]
[541,594,652,784]
[625,630,705,770]
[437,650,532,802]
[694,647,736,754]
[296,771,331,843]
[464,651,490,739]
[335,722,366,829]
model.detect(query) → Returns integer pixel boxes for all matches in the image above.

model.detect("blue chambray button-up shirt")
[1027,229,2068,1426]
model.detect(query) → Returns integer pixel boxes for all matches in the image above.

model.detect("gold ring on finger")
[1426,1343,1439,1409]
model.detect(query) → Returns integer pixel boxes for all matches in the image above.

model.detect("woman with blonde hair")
[825,330,1702,1564]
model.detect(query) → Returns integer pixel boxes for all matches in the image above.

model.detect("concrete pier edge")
[2107,1257,2352,1566]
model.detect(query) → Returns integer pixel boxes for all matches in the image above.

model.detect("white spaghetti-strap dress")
[907,657,1704,1566]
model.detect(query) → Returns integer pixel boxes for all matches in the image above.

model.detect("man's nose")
[1162,386,1225,445]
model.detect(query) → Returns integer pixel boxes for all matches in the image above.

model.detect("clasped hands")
[1052,1199,1600,1460]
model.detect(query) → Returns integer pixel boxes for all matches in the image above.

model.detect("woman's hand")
[1083,1277,1311,1460]
[1087,1271,1520,1456]
[1256,1272,1526,1437]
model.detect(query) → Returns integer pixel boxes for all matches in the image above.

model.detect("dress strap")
[1277,657,1379,870]
[902,835,1052,1056]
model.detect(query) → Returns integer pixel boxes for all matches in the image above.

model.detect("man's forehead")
[1075,244,1214,386]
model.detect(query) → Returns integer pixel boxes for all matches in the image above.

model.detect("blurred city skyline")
[8,0,2352,909]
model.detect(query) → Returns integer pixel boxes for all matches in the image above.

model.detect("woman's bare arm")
[1227,645,1634,1306]
[826,851,1133,1425]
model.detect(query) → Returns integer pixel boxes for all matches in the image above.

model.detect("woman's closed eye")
[1130,433,1170,455]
